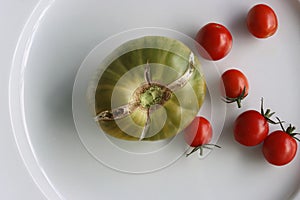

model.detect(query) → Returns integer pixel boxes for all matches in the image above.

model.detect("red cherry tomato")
[221,69,249,108]
[195,22,233,60]
[263,130,297,166]
[234,110,269,146]
[247,4,278,38]
[184,116,212,147]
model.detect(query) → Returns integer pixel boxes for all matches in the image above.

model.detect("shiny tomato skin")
[234,110,269,146]
[195,23,233,61]
[184,117,212,147]
[221,69,249,99]
[247,4,278,38]
[262,131,297,166]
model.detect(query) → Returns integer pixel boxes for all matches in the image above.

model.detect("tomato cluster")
[234,99,299,166]
[195,3,278,61]
[194,4,277,107]
[184,3,299,166]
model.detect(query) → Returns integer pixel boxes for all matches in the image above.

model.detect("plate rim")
[8,0,300,199]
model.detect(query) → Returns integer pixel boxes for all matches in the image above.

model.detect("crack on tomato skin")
[95,52,196,123]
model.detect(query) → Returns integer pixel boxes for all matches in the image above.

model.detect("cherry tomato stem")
[184,117,220,157]
[224,86,246,108]
[260,98,280,124]
[186,144,221,157]
[221,69,249,108]
[276,117,300,142]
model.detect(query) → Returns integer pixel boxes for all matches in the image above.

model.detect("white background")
[0,0,45,199]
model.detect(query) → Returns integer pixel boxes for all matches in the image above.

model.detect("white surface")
[3,0,300,200]
[0,0,45,199]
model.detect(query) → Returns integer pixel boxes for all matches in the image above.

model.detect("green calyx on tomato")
[233,98,279,146]
[260,98,281,125]
[234,109,269,146]
[140,86,163,108]
[224,86,246,108]
[184,116,220,157]
[263,119,299,166]
[221,69,249,108]
[136,84,171,109]
[276,117,300,142]
[186,144,221,157]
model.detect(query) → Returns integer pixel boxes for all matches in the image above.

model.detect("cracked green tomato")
[92,36,206,141]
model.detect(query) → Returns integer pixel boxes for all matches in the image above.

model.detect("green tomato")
[94,36,206,141]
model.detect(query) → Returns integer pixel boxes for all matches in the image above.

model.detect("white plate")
[9,0,300,199]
